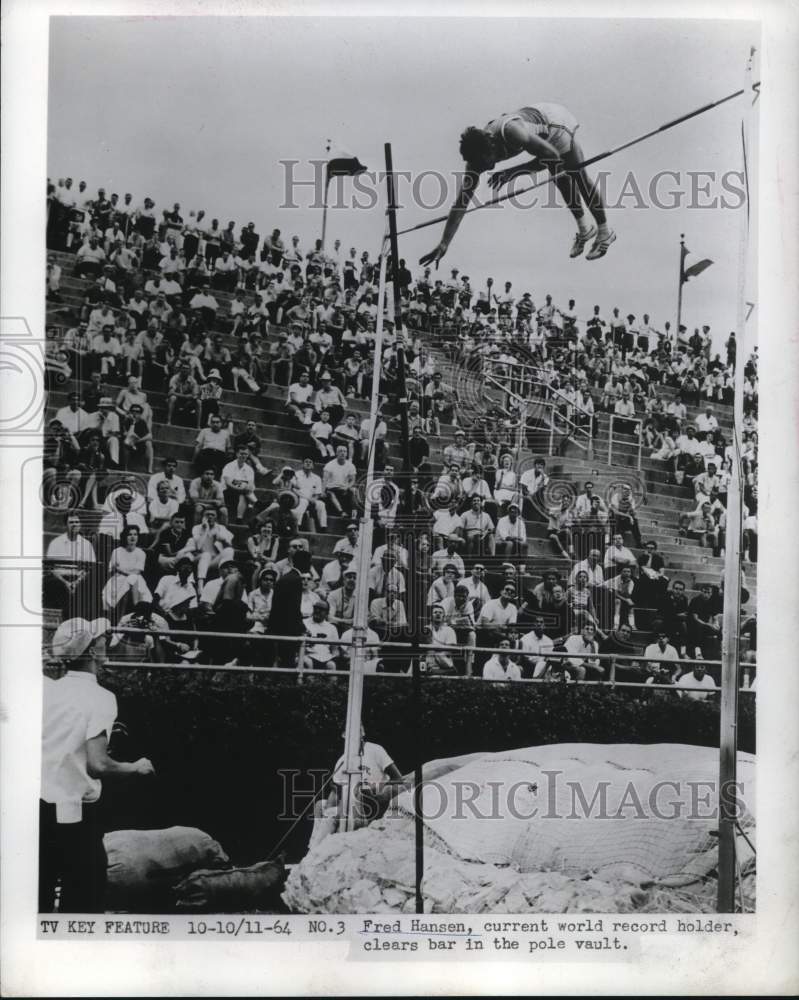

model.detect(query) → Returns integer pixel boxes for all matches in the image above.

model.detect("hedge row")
[98,668,756,865]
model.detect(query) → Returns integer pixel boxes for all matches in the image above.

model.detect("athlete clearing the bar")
[420,102,616,266]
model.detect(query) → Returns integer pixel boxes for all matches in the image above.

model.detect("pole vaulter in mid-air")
[420,102,616,268]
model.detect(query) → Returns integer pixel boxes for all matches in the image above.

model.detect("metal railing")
[607,414,644,470]
[64,624,758,694]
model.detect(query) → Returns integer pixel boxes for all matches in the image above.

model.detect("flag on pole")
[680,243,714,284]
[325,145,368,181]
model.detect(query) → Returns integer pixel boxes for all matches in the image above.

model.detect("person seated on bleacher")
[313,372,347,429]
[74,235,106,278]
[146,479,180,533]
[193,412,231,477]
[286,370,315,426]
[245,566,276,637]
[180,507,235,590]
[604,564,638,630]
[322,445,357,519]
[676,662,717,701]
[642,630,681,681]
[221,445,257,523]
[461,495,495,557]
[83,396,121,468]
[211,248,238,291]
[477,582,517,656]
[302,600,340,671]
[102,525,153,616]
[495,501,527,557]
[562,622,603,681]
[603,532,637,580]
[595,621,642,682]
[439,584,477,675]
[608,482,643,548]
[153,557,199,631]
[673,425,704,484]
[679,500,718,550]
[45,512,97,612]
[332,413,360,462]
[424,605,458,676]
[546,494,575,559]
[309,409,336,459]
[188,467,227,526]
[167,361,201,428]
[89,325,122,381]
[567,569,605,636]
[121,403,154,474]
[687,583,721,661]
[327,568,358,631]
[426,559,460,608]
[519,615,555,679]
[519,457,549,519]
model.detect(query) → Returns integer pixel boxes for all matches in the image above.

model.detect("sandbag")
[174,858,287,912]
[105,826,230,911]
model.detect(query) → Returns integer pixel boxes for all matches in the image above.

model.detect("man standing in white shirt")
[40,618,154,912]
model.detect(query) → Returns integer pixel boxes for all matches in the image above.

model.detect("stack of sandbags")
[174,858,287,912]
[105,826,229,912]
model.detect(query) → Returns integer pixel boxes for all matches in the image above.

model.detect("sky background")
[49,16,758,348]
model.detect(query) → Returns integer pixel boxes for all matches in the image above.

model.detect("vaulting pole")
[341,238,389,831]
[717,47,756,914]
[397,83,759,237]
[384,142,424,914]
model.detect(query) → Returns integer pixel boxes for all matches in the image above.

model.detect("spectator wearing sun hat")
[40,617,155,913]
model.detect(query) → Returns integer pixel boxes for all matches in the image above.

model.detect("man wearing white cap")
[40,618,154,912]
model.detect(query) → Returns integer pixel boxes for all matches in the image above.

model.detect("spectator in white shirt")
[180,508,234,587]
[303,601,340,671]
[569,549,604,588]
[221,445,257,522]
[604,533,637,580]
[694,404,719,435]
[431,536,466,578]
[676,663,717,701]
[477,584,518,648]
[286,371,315,426]
[495,501,527,557]
[323,446,357,518]
[563,623,603,681]
[293,457,328,531]
[147,458,187,505]
[461,496,495,556]
[520,616,554,678]
[432,499,464,551]
[643,632,680,679]
[425,605,458,675]
[483,639,523,682]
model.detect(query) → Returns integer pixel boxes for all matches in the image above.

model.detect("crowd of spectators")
[44,178,756,692]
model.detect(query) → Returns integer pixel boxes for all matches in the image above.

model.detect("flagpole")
[676,234,686,349]
[321,176,331,251]
[716,46,756,914]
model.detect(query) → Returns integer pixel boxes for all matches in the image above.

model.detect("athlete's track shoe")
[569,224,597,258]
[586,229,617,261]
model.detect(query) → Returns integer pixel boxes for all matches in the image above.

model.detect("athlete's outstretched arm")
[419,167,481,268]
